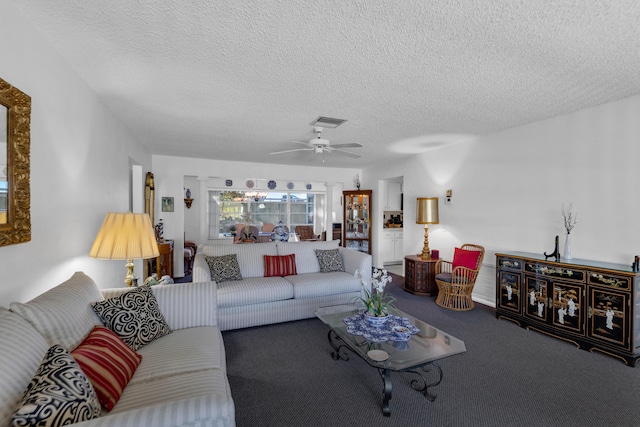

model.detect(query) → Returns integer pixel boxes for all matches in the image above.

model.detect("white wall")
[152,155,360,276]
[0,0,151,305]
[364,94,640,307]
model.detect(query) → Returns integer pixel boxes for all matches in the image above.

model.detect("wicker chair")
[434,244,485,311]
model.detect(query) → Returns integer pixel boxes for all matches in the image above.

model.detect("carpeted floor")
[222,273,640,427]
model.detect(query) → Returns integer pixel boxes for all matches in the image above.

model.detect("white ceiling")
[14,0,640,168]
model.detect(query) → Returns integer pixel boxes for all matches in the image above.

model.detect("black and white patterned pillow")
[12,344,101,426]
[315,249,345,273]
[91,285,172,351]
[205,254,243,283]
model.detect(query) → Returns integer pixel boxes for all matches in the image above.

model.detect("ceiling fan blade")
[270,148,314,155]
[291,140,311,146]
[330,143,363,149]
[331,149,361,159]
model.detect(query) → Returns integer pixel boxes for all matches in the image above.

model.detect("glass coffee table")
[315,304,466,416]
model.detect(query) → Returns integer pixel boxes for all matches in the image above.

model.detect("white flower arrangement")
[355,268,394,317]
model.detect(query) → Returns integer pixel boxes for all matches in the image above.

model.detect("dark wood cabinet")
[343,190,372,254]
[404,255,439,296]
[147,240,174,278]
[496,252,640,366]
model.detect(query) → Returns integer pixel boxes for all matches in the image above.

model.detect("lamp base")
[125,259,135,287]
[421,224,431,260]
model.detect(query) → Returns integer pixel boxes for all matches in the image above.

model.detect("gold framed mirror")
[0,77,31,246]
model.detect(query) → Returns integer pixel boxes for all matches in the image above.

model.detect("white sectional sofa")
[193,240,372,331]
[0,272,235,427]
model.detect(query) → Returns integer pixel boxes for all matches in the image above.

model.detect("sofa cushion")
[286,271,361,299]
[264,254,297,277]
[130,326,225,386]
[12,344,101,426]
[276,240,340,274]
[315,248,345,273]
[0,308,51,424]
[71,326,142,411]
[91,285,172,351]
[201,241,278,278]
[111,369,234,422]
[205,254,243,283]
[217,276,294,308]
[10,271,104,350]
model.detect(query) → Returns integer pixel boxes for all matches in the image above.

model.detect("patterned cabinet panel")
[498,256,523,271]
[588,271,631,290]
[497,270,521,314]
[588,287,630,350]
[524,276,550,323]
[524,262,585,283]
[550,281,585,335]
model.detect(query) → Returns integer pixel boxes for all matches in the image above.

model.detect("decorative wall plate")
[267,180,277,190]
[246,180,255,188]
[225,179,233,187]
[306,183,312,190]
[287,181,294,190]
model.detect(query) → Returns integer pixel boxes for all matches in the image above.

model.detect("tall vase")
[564,233,572,260]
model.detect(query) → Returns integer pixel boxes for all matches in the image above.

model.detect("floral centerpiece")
[355,268,395,326]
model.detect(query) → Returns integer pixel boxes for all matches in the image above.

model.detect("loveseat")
[193,240,372,331]
[0,272,235,427]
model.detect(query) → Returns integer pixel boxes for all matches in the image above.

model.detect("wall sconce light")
[184,188,194,208]
[416,197,439,260]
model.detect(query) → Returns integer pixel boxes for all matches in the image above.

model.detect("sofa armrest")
[100,281,219,330]
[339,248,372,290]
[193,253,212,283]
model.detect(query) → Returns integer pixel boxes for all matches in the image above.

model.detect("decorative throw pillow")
[452,247,481,270]
[204,254,243,283]
[71,326,142,411]
[315,249,344,273]
[264,254,297,277]
[12,344,101,426]
[91,285,172,351]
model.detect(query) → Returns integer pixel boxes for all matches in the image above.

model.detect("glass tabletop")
[315,304,466,371]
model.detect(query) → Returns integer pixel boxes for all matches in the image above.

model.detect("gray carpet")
[222,275,640,426]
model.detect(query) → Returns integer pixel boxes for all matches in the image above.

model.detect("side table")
[404,255,439,296]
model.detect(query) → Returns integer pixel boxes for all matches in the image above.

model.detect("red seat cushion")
[264,254,297,277]
[452,248,481,270]
[71,326,142,411]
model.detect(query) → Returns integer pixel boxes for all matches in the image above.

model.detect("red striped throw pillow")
[264,254,297,277]
[71,326,142,411]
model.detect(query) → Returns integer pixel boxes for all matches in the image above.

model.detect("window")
[208,190,323,239]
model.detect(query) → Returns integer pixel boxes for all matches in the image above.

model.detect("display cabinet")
[343,190,372,254]
[496,252,640,366]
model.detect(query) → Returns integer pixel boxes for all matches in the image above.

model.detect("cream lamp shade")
[89,212,159,286]
[416,197,439,259]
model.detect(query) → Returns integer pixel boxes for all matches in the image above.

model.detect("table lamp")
[416,197,439,260]
[89,212,160,286]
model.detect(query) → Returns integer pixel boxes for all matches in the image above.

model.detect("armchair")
[434,244,485,311]
[295,225,320,241]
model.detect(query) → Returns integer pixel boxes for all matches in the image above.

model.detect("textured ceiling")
[13,0,640,167]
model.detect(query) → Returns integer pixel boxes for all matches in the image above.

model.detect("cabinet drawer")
[588,271,631,290]
[524,262,585,282]
[497,257,523,271]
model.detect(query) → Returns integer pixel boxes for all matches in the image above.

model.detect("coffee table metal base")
[327,329,443,416]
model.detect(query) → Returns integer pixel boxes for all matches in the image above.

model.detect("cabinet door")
[551,281,584,334]
[393,234,403,261]
[524,276,549,322]
[387,182,401,210]
[380,231,394,264]
[588,287,629,350]
[497,270,521,313]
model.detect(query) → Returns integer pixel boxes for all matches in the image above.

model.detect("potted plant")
[355,268,394,326]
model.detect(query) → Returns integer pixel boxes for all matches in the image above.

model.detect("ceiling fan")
[270,127,363,161]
